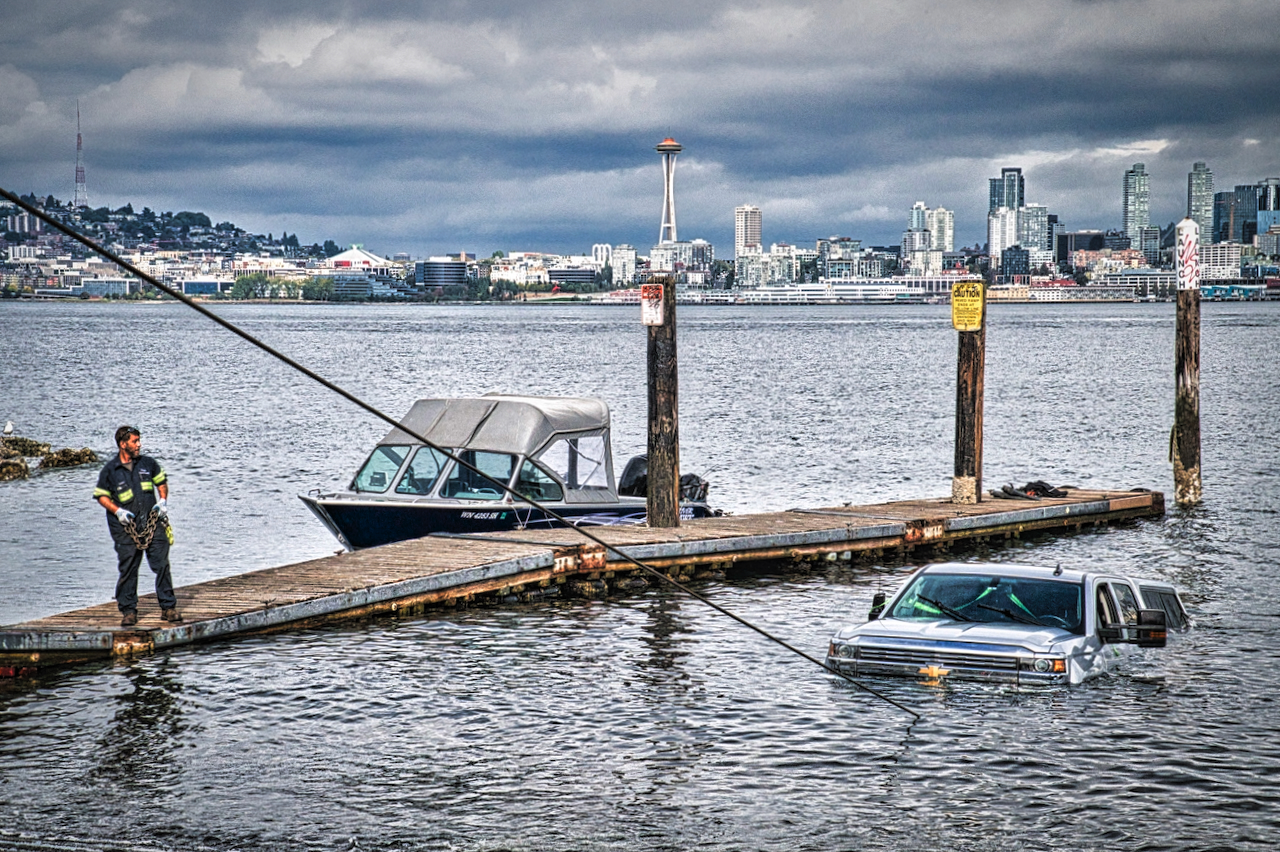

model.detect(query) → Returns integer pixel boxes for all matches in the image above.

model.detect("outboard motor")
[618,454,647,497]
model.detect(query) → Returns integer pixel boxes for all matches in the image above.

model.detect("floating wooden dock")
[0,488,1163,677]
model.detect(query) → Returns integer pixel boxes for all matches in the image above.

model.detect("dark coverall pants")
[111,525,176,614]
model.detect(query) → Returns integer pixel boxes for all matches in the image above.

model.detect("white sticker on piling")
[1176,219,1201,291]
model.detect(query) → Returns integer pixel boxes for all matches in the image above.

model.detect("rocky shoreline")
[0,436,98,481]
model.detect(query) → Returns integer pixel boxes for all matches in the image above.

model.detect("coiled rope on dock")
[0,186,920,721]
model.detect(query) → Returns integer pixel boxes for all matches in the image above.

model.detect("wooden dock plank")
[0,488,1163,675]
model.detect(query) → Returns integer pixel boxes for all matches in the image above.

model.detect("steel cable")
[0,186,920,720]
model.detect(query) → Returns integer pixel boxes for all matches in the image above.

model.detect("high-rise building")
[611,245,637,285]
[926,207,954,252]
[1123,163,1150,245]
[1017,204,1049,252]
[1187,162,1214,245]
[1214,186,1259,244]
[910,201,928,231]
[734,205,761,259]
[987,207,1019,267]
[1256,178,1280,236]
[989,168,1024,212]
[906,202,953,253]
[1139,227,1162,265]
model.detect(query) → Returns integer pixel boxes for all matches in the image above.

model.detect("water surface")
[1,301,1277,851]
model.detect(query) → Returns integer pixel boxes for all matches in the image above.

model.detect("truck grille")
[858,645,1019,672]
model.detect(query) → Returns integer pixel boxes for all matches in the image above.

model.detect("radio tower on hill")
[656,137,682,244]
[73,102,88,214]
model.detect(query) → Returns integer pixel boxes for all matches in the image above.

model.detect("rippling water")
[1,301,1278,851]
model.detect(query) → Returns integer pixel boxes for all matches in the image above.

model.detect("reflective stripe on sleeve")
[152,470,167,485]
[93,487,111,499]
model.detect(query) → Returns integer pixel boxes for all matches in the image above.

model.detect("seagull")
[2,422,11,436]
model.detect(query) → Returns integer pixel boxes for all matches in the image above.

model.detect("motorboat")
[300,394,716,550]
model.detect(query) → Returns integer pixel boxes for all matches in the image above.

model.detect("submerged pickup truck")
[826,562,1191,686]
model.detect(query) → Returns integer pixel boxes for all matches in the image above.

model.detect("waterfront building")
[767,243,799,283]
[735,250,766,288]
[1123,163,1150,245]
[547,265,596,288]
[415,257,467,291]
[1095,268,1179,300]
[987,206,1019,267]
[735,205,762,259]
[592,244,612,266]
[901,227,931,255]
[1187,162,1214,245]
[1199,242,1243,280]
[989,168,1024,212]
[1258,229,1280,259]
[1071,248,1147,274]
[1001,246,1031,282]
[649,239,714,273]
[1257,178,1280,236]
[611,244,636,285]
[1213,185,1258,244]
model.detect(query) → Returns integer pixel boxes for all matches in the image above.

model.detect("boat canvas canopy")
[379,394,611,457]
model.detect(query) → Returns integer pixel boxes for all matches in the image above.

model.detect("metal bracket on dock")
[553,544,606,574]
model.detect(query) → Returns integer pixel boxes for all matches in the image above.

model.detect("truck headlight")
[1024,657,1066,674]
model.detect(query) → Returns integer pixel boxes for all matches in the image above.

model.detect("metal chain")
[122,508,167,550]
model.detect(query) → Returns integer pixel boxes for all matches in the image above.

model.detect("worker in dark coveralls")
[93,426,182,626]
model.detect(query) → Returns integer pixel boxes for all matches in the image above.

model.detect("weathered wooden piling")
[644,275,680,527]
[951,280,986,504]
[1173,218,1202,506]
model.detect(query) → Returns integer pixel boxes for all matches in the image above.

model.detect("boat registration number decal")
[460,511,505,520]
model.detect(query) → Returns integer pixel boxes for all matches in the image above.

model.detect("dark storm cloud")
[2,0,1277,255]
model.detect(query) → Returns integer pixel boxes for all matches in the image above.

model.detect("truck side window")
[1113,583,1140,625]
[1096,583,1118,628]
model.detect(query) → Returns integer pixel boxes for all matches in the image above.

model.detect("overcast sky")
[2,0,1278,258]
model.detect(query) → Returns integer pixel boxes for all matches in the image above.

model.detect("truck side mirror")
[1134,608,1167,648]
[868,591,886,621]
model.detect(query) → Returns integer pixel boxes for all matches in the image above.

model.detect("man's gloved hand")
[154,498,168,519]
[115,508,135,524]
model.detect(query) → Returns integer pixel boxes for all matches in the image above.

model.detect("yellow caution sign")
[951,281,984,331]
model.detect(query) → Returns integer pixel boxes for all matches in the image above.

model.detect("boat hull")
[300,493,715,550]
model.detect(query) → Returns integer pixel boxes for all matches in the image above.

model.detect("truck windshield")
[890,573,1084,634]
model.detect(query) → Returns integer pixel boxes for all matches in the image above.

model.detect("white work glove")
[115,508,135,524]
[154,498,168,519]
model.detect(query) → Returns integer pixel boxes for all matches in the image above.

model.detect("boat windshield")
[394,446,449,496]
[440,450,516,501]
[513,459,564,502]
[890,572,1084,634]
[352,445,411,493]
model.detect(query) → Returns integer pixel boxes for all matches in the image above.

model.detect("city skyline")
[2,1,1278,257]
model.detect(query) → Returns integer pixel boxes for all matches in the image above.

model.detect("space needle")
[655,137,682,244]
